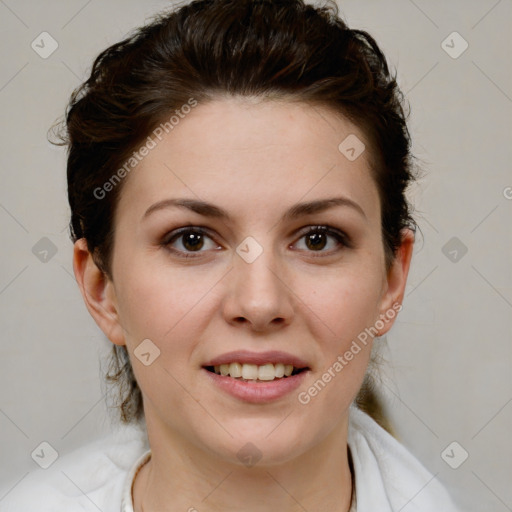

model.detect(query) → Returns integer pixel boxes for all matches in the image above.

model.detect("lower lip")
[202,368,309,404]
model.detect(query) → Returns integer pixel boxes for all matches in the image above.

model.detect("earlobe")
[376,228,415,336]
[72,238,126,346]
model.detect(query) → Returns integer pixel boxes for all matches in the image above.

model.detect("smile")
[201,350,311,402]
[204,362,307,382]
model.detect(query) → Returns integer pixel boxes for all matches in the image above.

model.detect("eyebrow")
[142,196,367,222]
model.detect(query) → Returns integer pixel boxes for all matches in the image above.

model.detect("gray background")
[0,1,511,510]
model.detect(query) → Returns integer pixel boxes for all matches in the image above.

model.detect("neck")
[133,414,353,512]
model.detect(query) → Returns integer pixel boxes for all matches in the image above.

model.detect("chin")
[196,422,313,468]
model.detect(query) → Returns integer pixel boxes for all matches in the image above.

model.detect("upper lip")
[203,350,310,369]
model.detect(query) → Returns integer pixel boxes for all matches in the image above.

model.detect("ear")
[376,228,415,336]
[73,238,126,346]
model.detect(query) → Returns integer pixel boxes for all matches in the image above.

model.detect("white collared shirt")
[0,406,459,511]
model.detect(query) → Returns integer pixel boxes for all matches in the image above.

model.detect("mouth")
[201,350,312,402]
[203,363,309,382]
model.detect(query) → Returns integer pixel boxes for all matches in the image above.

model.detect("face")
[76,97,412,466]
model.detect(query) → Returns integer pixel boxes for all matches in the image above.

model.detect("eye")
[161,227,221,258]
[161,224,350,259]
[293,225,349,255]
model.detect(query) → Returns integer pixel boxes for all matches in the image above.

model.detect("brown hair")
[52,0,417,426]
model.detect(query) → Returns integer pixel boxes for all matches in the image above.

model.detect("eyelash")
[160,225,351,260]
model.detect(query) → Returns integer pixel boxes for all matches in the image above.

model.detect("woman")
[0,0,459,510]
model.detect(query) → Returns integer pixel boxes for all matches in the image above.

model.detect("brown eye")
[162,227,220,258]
[304,231,328,251]
[181,231,205,251]
[294,226,349,254]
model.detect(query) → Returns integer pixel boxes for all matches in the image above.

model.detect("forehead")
[115,97,380,224]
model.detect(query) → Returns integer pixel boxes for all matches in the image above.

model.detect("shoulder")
[347,406,460,512]
[0,422,148,512]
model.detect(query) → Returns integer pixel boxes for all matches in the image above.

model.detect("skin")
[73,97,414,512]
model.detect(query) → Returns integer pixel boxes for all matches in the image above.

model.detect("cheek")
[302,264,384,345]
[113,262,211,405]
[114,255,215,342]
[296,274,378,417]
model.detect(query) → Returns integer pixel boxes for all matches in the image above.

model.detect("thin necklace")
[138,455,354,512]
[136,455,151,512]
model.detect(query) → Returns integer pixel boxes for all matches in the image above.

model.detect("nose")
[222,245,294,333]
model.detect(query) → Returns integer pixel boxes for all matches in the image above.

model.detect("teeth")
[211,362,300,381]
[242,363,258,380]
[230,362,242,377]
[258,364,275,381]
